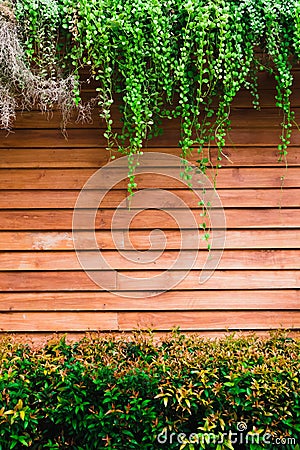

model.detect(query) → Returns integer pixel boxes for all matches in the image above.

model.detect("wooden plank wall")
[0,70,299,335]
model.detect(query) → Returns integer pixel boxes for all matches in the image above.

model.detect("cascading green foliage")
[6,0,300,187]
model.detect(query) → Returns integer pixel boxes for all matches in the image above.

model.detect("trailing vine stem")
[1,0,300,189]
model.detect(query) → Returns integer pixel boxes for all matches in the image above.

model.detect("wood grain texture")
[11,108,300,130]
[0,270,298,291]
[0,250,298,270]
[0,188,297,209]
[0,76,300,334]
[117,311,300,331]
[0,312,118,332]
[0,168,297,189]
[1,290,298,311]
[0,229,298,250]
[0,147,299,168]
[0,208,298,229]
[1,127,300,148]
[1,310,297,332]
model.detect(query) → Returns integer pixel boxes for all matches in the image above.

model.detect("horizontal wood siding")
[0,76,299,334]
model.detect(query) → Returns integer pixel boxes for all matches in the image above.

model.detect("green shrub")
[0,331,299,449]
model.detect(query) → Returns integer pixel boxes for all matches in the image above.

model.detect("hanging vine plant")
[0,0,78,131]
[2,0,300,188]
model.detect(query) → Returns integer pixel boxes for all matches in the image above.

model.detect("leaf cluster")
[0,330,299,449]
[10,0,300,185]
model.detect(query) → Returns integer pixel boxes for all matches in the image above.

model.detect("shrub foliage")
[0,331,299,449]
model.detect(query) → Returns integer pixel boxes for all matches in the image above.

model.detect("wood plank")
[225,128,300,146]
[13,111,103,129]
[11,108,300,130]
[0,232,76,250]
[217,87,300,109]
[1,127,300,148]
[0,229,298,250]
[233,87,300,108]
[110,188,300,209]
[0,168,298,189]
[80,87,300,109]
[0,270,298,291]
[1,290,299,311]
[0,310,298,332]
[117,311,300,331]
[217,189,300,208]
[0,190,126,209]
[116,270,300,290]
[0,250,298,270]
[123,229,300,249]
[0,312,118,332]
[0,147,299,168]
[0,208,298,229]
[191,147,300,167]
[121,208,300,230]
[0,129,105,148]
[0,271,116,291]
[0,149,111,168]
[207,166,300,189]
[0,188,298,209]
